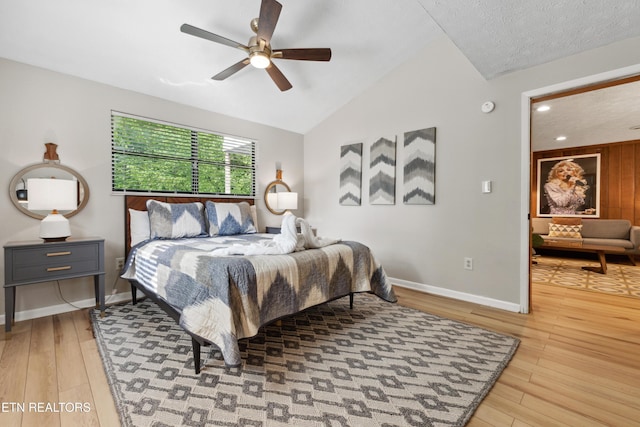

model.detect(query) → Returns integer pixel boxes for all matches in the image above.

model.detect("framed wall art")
[403,127,436,205]
[339,143,363,206]
[369,136,396,205]
[536,153,600,217]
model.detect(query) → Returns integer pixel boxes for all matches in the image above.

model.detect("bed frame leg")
[192,338,201,374]
[130,283,137,305]
[349,293,354,309]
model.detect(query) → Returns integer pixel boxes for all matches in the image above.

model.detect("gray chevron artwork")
[404,127,436,204]
[339,142,363,206]
[369,136,397,205]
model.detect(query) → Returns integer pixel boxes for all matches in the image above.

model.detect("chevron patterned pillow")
[548,223,582,238]
[146,200,206,239]
[206,201,257,236]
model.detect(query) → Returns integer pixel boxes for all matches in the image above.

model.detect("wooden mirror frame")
[9,163,90,219]
[263,180,291,215]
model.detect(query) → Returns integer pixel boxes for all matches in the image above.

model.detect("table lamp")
[27,178,78,241]
[277,192,298,211]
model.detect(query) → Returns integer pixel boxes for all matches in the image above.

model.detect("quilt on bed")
[123,234,396,365]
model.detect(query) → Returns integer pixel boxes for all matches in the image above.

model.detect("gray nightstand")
[4,237,105,332]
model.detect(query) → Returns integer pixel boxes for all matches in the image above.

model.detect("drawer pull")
[47,251,72,257]
[47,266,72,272]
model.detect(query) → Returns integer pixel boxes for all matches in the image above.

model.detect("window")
[111,111,256,197]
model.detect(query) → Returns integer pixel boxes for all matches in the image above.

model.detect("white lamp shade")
[277,192,298,210]
[27,178,77,211]
[266,192,278,209]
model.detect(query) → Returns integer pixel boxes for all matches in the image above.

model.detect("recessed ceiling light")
[630,124,640,130]
[555,136,567,141]
[536,105,551,112]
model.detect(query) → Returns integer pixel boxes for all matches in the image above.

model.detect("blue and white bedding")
[122,233,396,365]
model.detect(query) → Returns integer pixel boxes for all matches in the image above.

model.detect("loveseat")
[532,218,640,263]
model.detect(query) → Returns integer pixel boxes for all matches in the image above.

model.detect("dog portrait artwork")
[537,154,600,217]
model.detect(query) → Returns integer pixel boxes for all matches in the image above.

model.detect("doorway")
[520,64,640,313]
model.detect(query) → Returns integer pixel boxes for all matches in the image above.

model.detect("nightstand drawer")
[9,242,101,282]
[12,257,100,282]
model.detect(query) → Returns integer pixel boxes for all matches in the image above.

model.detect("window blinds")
[111,111,256,197]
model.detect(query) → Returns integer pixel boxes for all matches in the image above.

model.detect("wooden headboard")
[124,195,255,257]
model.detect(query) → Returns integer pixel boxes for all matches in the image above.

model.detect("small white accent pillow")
[129,208,150,246]
[250,205,259,232]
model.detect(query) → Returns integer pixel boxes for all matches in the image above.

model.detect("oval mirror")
[264,180,291,215]
[9,163,90,219]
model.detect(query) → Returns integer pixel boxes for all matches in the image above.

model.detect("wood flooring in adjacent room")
[1,282,640,426]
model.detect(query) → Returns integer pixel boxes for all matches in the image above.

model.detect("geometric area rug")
[91,294,519,427]
[532,255,640,299]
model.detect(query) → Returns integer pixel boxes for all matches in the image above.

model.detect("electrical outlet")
[115,257,125,271]
[464,257,473,270]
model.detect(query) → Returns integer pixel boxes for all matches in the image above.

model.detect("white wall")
[3,32,640,320]
[0,58,303,320]
[303,35,640,310]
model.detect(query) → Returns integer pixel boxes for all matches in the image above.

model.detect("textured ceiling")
[420,0,640,79]
[1,0,640,134]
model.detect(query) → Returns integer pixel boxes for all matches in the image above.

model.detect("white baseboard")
[0,292,134,326]
[390,277,521,313]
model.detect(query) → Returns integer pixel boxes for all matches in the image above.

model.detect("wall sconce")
[27,178,78,241]
[264,162,297,214]
[43,142,60,162]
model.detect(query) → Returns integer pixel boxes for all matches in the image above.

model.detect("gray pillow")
[146,200,206,239]
[205,201,257,236]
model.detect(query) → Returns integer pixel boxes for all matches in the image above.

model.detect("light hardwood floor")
[1,282,639,426]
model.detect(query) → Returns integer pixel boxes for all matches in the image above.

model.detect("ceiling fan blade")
[265,62,292,91]
[256,0,282,44]
[272,48,332,61]
[181,23,248,51]
[212,59,250,80]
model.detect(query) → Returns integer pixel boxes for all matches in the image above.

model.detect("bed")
[122,195,396,373]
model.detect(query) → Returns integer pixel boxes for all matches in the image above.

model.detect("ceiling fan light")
[250,52,270,69]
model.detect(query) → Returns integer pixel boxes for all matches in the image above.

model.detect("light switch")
[482,180,492,193]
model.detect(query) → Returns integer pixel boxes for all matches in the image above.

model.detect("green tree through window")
[111,112,255,196]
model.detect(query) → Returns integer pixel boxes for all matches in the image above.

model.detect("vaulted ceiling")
[1,0,640,134]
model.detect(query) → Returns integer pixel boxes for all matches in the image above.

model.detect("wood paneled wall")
[532,140,640,225]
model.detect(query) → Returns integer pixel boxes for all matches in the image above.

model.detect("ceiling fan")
[180,0,332,92]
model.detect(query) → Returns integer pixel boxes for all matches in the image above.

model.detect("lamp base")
[42,236,69,243]
[39,212,71,242]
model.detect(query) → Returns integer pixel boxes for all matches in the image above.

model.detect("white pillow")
[129,208,150,246]
[250,205,259,232]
